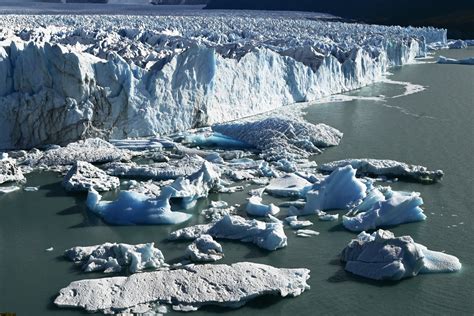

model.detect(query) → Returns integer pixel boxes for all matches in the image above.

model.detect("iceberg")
[105,155,205,180]
[318,159,444,183]
[63,161,120,192]
[246,196,280,217]
[437,56,474,65]
[340,229,461,281]
[302,165,367,215]
[343,187,426,232]
[0,12,445,150]
[64,242,167,274]
[295,229,320,237]
[265,173,313,197]
[170,214,287,251]
[185,235,224,263]
[86,188,192,225]
[54,262,310,313]
[24,138,131,168]
[0,157,26,185]
[285,216,313,229]
[87,161,221,225]
[213,117,343,161]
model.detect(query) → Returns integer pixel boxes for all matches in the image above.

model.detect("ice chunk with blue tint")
[342,187,426,232]
[246,196,280,217]
[170,214,287,251]
[302,165,367,215]
[64,242,167,274]
[341,229,461,280]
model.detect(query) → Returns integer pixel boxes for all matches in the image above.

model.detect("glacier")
[0,13,446,150]
[54,262,310,314]
[340,229,461,281]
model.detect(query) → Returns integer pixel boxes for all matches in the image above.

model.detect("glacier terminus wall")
[0,11,447,149]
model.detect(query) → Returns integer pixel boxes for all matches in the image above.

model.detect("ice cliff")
[0,13,446,149]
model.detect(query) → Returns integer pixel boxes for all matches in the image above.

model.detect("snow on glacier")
[0,13,446,149]
[341,229,461,281]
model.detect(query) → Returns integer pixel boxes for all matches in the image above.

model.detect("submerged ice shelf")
[0,13,446,150]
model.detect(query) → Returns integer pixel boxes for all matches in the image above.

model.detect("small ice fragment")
[295,229,320,237]
[46,247,54,252]
[24,186,39,192]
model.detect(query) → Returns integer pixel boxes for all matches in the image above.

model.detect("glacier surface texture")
[0,13,446,149]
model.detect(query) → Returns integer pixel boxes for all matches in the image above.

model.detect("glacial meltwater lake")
[0,48,472,315]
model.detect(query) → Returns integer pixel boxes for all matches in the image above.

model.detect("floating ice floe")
[437,56,474,65]
[54,262,310,313]
[285,216,313,229]
[246,196,280,217]
[87,188,192,225]
[63,161,120,192]
[125,180,162,197]
[301,165,367,215]
[295,229,320,237]
[105,155,205,180]
[318,212,339,221]
[448,39,467,49]
[170,214,287,251]
[318,159,444,183]
[340,229,461,281]
[23,186,39,192]
[213,117,343,161]
[0,157,26,184]
[185,235,224,263]
[0,185,21,194]
[265,173,313,197]
[64,242,167,274]
[87,162,222,225]
[201,200,237,221]
[342,186,426,232]
[25,139,131,168]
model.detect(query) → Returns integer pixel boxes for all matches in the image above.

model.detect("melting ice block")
[437,56,474,65]
[302,165,367,215]
[87,189,192,225]
[63,161,120,192]
[318,158,444,183]
[86,162,221,225]
[170,214,287,251]
[342,187,426,232]
[0,157,25,184]
[185,235,224,263]
[341,229,461,280]
[246,196,280,217]
[64,242,167,274]
[213,117,342,161]
[54,262,310,313]
[265,173,313,197]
